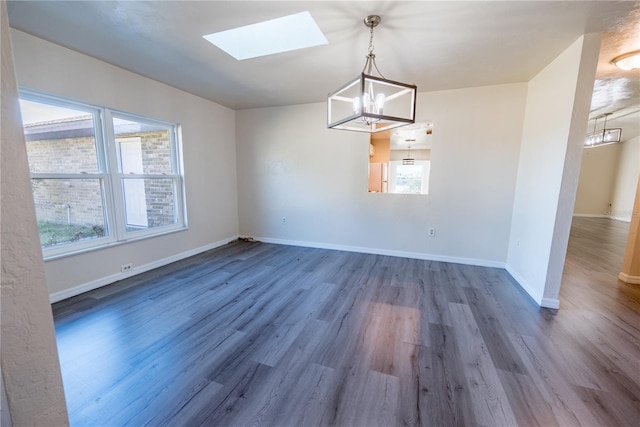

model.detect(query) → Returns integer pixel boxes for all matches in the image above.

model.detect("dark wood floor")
[53,218,640,426]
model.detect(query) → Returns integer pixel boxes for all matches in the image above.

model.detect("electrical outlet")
[121,263,132,273]
[281,217,287,224]
[428,227,436,237]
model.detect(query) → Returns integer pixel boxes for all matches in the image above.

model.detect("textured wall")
[0,1,69,424]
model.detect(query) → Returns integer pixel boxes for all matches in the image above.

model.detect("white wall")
[574,135,640,222]
[507,34,600,308]
[10,30,240,299]
[1,4,68,423]
[237,83,527,265]
[389,149,430,162]
[8,28,602,312]
[574,143,620,216]
[611,136,640,221]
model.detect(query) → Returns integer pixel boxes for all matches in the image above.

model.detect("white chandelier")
[584,113,622,148]
[327,15,417,133]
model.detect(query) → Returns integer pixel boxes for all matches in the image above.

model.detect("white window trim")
[19,89,187,260]
[388,160,431,195]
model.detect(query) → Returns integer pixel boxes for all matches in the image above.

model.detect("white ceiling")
[390,122,433,150]
[7,1,639,114]
[587,6,640,142]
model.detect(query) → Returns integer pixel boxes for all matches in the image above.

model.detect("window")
[19,90,185,258]
[388,160,430,194]
[367,122,433,195]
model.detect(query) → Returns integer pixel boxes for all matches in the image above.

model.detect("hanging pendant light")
[403,139,415,165]
[327,15,417,133]
[584,113,622,148]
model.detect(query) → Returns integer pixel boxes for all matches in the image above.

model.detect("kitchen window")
[388,160,431,194]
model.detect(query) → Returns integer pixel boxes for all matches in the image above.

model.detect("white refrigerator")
[368,162,388,193]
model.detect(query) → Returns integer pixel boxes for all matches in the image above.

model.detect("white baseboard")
[609,215,632,223]
[259,237,565,307]
[251,236,506,269]
[618,272,640,284]
[49,235,239,303]
[572,213,631,223]
[540,297,561,309]
[504,265,543,305]
[504,264,560,309]
[52,234,563,310]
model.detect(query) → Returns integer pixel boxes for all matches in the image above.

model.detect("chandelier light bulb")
[363,92,371,113]
[375,93,385,113]
[584,113,622,148]
[352,97,361,115]
[354,83,387,124]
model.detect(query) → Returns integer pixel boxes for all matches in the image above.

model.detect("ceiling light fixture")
[327,15,417,133]
[610,50,640,71]
[403,139,415,165]
[584,113,622,148]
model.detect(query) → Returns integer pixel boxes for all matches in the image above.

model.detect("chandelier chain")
[361,22,386,79]
[368,25,375,54]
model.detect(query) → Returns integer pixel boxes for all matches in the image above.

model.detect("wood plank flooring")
[53,218,640,426]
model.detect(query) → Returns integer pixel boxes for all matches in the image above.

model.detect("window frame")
[388,160,431,195]
[106,109,186,241]
[19,89,187,260]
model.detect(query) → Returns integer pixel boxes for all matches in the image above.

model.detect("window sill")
[43,226,188,262]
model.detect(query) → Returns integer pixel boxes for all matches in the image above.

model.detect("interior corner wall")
[506,34,601,308]
[236,83,527,265]
[9,29,239,299]
[611,135,640,221]
[1,3,68,423]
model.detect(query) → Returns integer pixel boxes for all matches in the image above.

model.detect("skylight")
[202,11,328,60]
